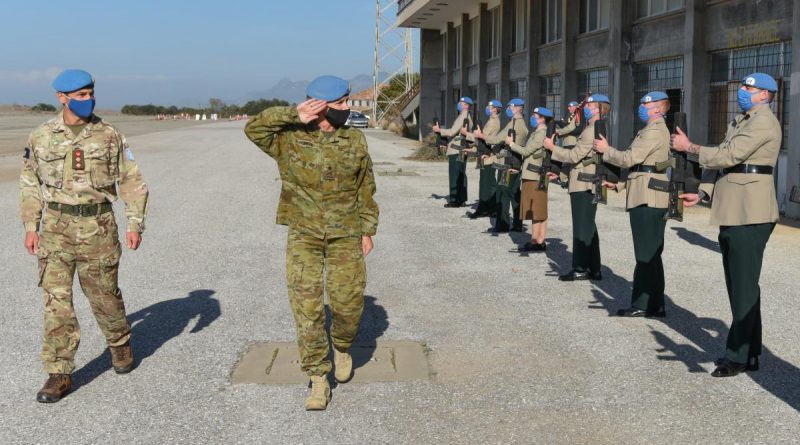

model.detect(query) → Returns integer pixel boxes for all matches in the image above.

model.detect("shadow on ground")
[323,295,389,383]
[72,289,221,389]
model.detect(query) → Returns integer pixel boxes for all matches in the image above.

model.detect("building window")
[539,75,562,119]
[637,0,684,18]
[709,42,792,150]
[454,26,462,68]
[511,0,527,52]
[452,88,462,105]
[543,0,562,44]
[489,7,501,59]
[577,68,609,98]
[509,79,528,100]
[580,0,609,33]
[487,83,500,102]
[470,17,480,65]
[633,57,684,132]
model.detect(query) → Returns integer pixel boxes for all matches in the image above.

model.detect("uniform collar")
[645,118,666,129]
[50,111,103,137]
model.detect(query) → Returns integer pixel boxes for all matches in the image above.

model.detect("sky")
[0,0,417,109]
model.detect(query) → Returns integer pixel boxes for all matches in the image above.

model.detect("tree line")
[121,98,292,117]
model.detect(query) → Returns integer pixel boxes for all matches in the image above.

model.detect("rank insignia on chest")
[323,167,335,181]
[73,148,84,170]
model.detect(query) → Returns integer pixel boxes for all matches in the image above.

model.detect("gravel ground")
[0,121,798,444]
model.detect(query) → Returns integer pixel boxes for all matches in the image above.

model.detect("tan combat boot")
[36,374,72,403]
[110,342,134,374]
[334,349,353,383]
[304,375,331,411]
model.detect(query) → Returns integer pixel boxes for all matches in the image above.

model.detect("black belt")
[722,164,773,175]
[630,165,658,174]
[47,202,113,217]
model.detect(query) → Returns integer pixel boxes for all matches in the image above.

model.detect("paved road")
[1,121,798,443]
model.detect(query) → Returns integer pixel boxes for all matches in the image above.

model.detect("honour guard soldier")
[671,73,781,377]
[593,92,671,316]
[465,99,503,219]
[433,97,474,207]
[544,94,611,281]
[245,75,380,408]
[20,69,149,403]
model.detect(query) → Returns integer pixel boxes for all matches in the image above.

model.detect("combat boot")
[110,341,134,374]
[334,349,353,383]
[304,375,331,411]
[36,374,72,403]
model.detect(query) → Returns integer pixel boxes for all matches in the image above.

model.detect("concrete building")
[397,0,800,218]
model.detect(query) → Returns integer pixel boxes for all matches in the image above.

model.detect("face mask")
[457,102,464,113]
[325,107,350,127]
[529,116,539,128]
[583,106,594,121]
[506,107,514,118]
[737,88,756,112]
[485,106,492,117]
[68,98,95,119]
[638,105,652,124]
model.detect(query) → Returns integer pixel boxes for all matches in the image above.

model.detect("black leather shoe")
[531,242,546,252]
[590,271,602,281]
[510,224,525,232]
[616,307,665,318]
[514,242,536,252]
[558,270,591,281]
[486,227,509,233]
[443,202,462,208]
[711,359,747,377]
[467,211,489,219]
[715,356,759,372]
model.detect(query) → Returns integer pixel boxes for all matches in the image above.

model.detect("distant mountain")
[243,72,390,104]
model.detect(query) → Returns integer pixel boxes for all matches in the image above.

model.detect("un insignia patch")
[126,148,135,161]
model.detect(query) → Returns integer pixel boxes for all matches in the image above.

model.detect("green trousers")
[718,223,774,364]
[570,191,601,273]
[476,166,498,215]
[286,229,366,376]
[629,206,667,312]
[447,155,467,204]
[494,172,521,231]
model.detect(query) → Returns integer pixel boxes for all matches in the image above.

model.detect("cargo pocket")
[85,144,118,188]
[37,249,49,287]
[98,247,122,292]
[725,174,759,186]
[34,146,69,189]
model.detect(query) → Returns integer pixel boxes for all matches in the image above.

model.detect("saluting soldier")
[245,75,380,409]
[509,107,554,252]
[671,73,781,377]
[433,97,474,208]
[593,92,671,317]
[544,94,611,281]
[465,99,503,219]
[20,69,149,403]
[476,98,528,233]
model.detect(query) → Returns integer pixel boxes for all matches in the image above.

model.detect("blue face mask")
[737,88,756,112]
[529,116,539,128]
[485,106,492,117]
[583,106,594,121]
[506,107,514,118]
[68,98,95,119]
[638,104,651,124]
[457,102,464,113]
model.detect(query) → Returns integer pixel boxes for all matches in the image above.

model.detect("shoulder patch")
[125,148,135,161]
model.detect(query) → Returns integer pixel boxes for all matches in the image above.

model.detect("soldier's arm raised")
[555,114,577,136]
[244,105,305,158]
[552,128,592,163]
[117,133,149,237]
[356,135,379,238]
[438,115,462,138]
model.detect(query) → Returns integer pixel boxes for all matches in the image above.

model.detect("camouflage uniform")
[245,106,379,376]
[19,112,148,374]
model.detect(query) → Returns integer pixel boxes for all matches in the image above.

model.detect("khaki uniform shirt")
[551,121,596,194]
[244,106,379,238]
[472,115,501,164]
[556,113,580,147]
[510,126,546,181]
[439,110,473,156]
[486,118,529,166]
[19,112,149,232]
[604,118,670,210]
[698,105,781,226]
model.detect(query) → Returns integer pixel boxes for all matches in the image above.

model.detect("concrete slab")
[231,341,430,385]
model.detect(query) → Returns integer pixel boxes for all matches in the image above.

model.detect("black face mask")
[325,107,350,128]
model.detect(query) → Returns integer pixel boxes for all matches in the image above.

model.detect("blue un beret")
[568,101,579,107]
[742,72,778,92]
[459,96,474,105]
[640,91,669,104]
[507,98,525,107]
[488,99,503,108]
[306,75,351,102]
[533,107,554,118]
[52,69,95,93]
[587,94,610,104]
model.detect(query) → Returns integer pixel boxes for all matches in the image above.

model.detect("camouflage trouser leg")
[37,209,131,374]
[286,229,366,376]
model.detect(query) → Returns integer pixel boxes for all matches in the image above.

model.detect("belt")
[722,164,773,175]
[47,202,113,217]
[630,165,658,174]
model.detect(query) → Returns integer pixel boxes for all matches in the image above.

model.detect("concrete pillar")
[607,0,635,146]
[477,3,490,120]
[560,0,578,111]
[786,0,800,218]
[683,0,709,145]
[460,13,470,99]
[527,0,543,108]
[445,22,455,123]
[500,0,512,101]
[419,29,445,138]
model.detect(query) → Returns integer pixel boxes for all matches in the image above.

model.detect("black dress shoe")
[715,356,759,372]
[711,359,747,377]
[486,227,509,233]
[590,271,602,281]
[467,211,489,219]
[616,307,665,318]
[558,270,591,281]
[510,224,525,232]
[513,242,540,253]
[531,242,546,252]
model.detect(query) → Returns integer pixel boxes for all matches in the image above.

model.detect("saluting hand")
[671,127,691,152]
[297,99,328,124]
[593,134,609,153]
[543,135,555,152]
